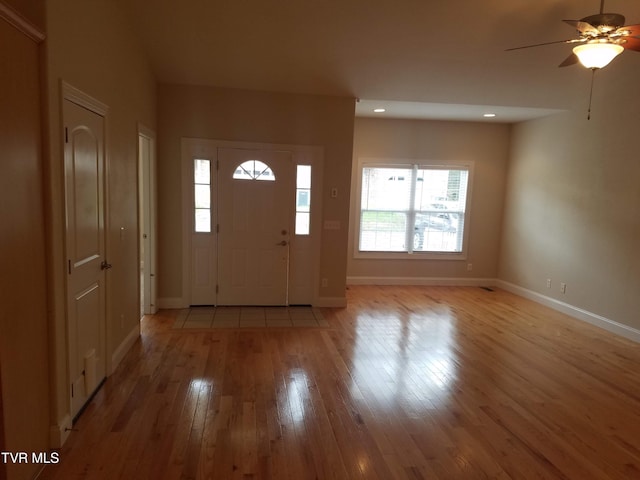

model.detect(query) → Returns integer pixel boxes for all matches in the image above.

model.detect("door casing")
[62,83,109,419]
[181,138,323,307]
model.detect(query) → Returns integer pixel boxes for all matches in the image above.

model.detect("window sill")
[354,250,468,261]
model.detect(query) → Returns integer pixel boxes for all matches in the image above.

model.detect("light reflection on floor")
[349,308,457,412]
[285,370,309,425]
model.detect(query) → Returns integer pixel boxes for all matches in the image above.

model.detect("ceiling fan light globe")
[573,43,624,68]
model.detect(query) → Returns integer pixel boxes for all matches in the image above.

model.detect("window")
[194,159,211,233]
[232,160,275,181]
[295,165,311,235]
[358,163,470,256]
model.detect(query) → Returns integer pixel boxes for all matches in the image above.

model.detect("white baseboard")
[110,324,140,374]
[49,414,72,449]
[497,280,640,343]
[160,296,348,308]
[347,276,497,287]
[157,297,188,309]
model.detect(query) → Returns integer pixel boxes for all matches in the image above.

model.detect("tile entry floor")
[172,306,329,329]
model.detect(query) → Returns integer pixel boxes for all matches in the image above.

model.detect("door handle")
[101,261,113,270]
[276,240,288,246]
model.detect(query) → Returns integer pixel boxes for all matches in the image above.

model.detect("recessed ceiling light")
[374,108,386,113]
[483,113,496,118]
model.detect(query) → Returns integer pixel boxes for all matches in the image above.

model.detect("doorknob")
[101,261,113,270]
[276,240,288,246]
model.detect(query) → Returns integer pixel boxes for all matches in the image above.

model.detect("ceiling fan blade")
[505,38,579,51]
[558,53,579,67]
[563,19,599,35]
[615,23,640,37]
[620,36,640,51]
[579,13,626,30]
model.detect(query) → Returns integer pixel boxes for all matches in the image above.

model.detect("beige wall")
[157,84,355,303]
[500,60,640,332]
[0,4,49,479]
[349,117,510,282]
[45,0,156,439]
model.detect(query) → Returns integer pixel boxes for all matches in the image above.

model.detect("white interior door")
[138,128,157,315]
[217,148,293,305]
[63,98,107,418]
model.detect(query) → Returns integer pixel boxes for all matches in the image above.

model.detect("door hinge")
[216,224,220,233]
[65,127,68,143]
[71,383,74,398]
[216,159,219,170]
[68,259,71,274]
[216,285,219,294]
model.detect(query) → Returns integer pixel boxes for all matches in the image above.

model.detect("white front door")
[63,97,107,418]
[217,148,293,305]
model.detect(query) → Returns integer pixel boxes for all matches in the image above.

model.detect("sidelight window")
[194,159,211,233]
[295,165,312,235]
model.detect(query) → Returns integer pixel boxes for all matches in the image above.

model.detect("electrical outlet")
[546,278,552,289]
[321,278,328,288]
[467,263,473,271]
[560,282,567,294]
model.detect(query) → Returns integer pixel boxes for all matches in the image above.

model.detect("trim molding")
[49,414,72,449]
[497,280,640,343]
[347,276,497,287]
[62,81,109,116]
[110,324,140,374]
[0,2,44,42]
[157,296,347,308]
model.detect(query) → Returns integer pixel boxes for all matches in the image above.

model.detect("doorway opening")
[181,138,323,308]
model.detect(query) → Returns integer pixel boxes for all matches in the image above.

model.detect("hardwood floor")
[39,286,640,479]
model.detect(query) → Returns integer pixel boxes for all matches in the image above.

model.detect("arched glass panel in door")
[232,160,275,181]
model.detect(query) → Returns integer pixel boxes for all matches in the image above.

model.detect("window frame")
[193,158,213,233]
[354,158,474,260]
[295,164,312,236]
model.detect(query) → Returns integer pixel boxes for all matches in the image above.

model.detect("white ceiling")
[120,0,640,122]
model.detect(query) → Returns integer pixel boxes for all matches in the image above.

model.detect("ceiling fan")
[507,0,640,69]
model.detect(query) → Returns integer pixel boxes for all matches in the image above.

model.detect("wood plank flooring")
[39,286,640,479]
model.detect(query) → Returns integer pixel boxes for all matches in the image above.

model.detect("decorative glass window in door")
[295,165,311,235]
[232,160,275,181]
[194,159,211,233]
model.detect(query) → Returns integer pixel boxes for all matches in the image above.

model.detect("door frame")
[181,138,324,307]
[0,358,5,480]
[61,82,109,416]
[138,124,157,316]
